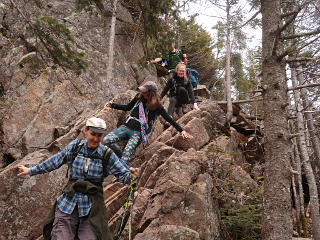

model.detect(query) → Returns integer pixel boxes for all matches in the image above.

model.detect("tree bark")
[296,65,320,170]
[298,64,320,211]
[291,66,320,239]
[289,119,306,236]
[105,0,118,88]
[261,0,293,239]
[225,0,233,123]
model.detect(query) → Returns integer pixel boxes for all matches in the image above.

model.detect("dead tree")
[291,65,320,239]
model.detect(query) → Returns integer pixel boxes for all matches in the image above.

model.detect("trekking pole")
[128,178,136,240]
[114,174,137,240]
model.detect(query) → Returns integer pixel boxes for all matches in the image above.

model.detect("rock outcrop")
[0,1,264,239]
[0,91,261,239]
[0,0,156,168]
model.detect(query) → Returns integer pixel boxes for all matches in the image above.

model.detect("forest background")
[2,0,320,239]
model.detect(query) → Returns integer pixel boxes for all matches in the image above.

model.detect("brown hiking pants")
[51,206,97,240]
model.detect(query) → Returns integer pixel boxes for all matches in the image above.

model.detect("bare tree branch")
[286,57,315,63]
[297,35,320,52]
[288,83,320,91]
[296,68,320,78]
[279,9,299,33]
[240,9,261,28]
[283,27,320,40]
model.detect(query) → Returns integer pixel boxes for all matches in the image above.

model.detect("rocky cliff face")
[0,0,154,168]
[1,91,260,239]
[0,1,263,240]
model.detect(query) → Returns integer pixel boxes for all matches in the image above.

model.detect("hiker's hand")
[104,101,112,109]
[17,164,29,177]
[180,130,189,139]
[130,168,139,177]
[193,105,200,110]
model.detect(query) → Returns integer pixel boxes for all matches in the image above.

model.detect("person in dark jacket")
[161,63,200,117]
[17,117,138,240]
[103,81,189,164]
[147,42,187,78]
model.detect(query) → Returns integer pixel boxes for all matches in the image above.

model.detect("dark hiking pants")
[167,87,189,117]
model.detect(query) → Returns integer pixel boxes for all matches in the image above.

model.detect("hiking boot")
[111,176,118,183]
[175,107,181,115]
[182,104,187,114]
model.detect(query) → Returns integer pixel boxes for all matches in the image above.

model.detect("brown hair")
[137,91,161,111]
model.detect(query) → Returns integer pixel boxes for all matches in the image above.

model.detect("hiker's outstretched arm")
[186,81,196,105]
[106,152,131,184]
[110,96,138,111]
[186,82,199,110]
[26,140,76,176]
[150,58,162,64]
[17,165,29,176]
[158,106,183,132]
[160,79,171,99]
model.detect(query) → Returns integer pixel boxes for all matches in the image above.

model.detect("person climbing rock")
[147,42,187,78]
[161,63,200,118]
[103,81,189,164]
[17,117,138,240]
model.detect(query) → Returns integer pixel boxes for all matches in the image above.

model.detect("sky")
[181,0,262,53]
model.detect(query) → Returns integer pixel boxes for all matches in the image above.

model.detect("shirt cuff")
[193,103,198,107]
[28,167,37,176]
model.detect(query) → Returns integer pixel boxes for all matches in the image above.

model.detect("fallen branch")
[217,98,263,104]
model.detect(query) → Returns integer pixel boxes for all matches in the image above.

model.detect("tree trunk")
[297,64,320,170]
[105,0,118,88]
[260,0,293,239]
[290,144,302,234]
[225,0,233,123]
[289,119,306,236]
[291,66,320,239]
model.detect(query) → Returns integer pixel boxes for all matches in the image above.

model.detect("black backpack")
[65,140,113,178]
[172,76,189,95]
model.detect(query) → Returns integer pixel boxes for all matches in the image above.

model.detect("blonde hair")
[175,63,186,72]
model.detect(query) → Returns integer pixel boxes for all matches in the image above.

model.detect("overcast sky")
[181,0,262,51]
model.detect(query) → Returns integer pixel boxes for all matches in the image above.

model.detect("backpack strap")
[66,139,84,178]
[102,147,113,175]
[176,49,183,61]
[66,140,113,179]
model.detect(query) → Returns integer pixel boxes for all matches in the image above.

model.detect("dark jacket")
[43,179,113,240]
[111,95,183,132]
[160,74,195,104]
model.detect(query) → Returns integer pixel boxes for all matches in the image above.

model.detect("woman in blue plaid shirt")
[17,117,138,240]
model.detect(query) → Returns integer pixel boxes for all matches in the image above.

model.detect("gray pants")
[51,206,96,240]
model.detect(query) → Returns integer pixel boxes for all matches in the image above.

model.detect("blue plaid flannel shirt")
[28,139,130,217]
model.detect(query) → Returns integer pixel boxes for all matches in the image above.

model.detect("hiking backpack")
[186,68,199,88]
[66,140,112,178]
[125,101,158,136]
